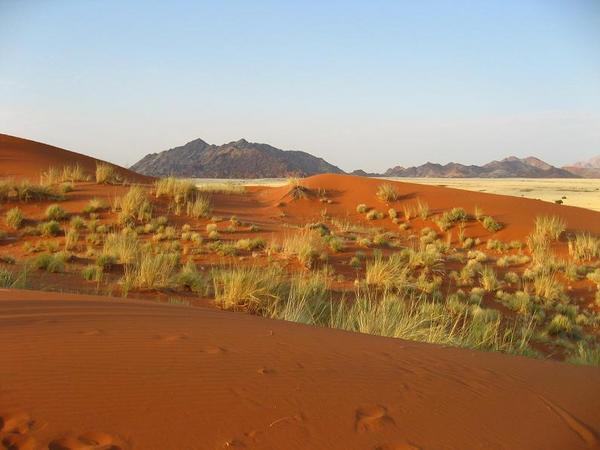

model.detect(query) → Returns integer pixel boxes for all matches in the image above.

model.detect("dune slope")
[0,289,599,450]
[0,133,151,183]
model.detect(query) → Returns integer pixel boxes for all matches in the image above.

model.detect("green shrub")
[82,265,103,281]
[96,162,121,184]
[481,216,502,232]
[38,220,61,237]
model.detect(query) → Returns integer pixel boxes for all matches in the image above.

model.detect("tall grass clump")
[41,164,89,185]
[213,265,284,311]
[5,207,24,229]
[45,204,67,221]
[0,267,27,288]
[114,186,152,225]
[280,229,327,268]
[196,183,245,194]
[186,193,211,219]
[534,215,566,241]
[102,232,140,264]
[568,233,600,262]
[122,252,179,290]
[376,183,399,203]
[155,177,197,202]
[365,253,409,290]
[96,162,121,184]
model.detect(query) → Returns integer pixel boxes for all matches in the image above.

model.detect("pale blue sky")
[1,0,599,172]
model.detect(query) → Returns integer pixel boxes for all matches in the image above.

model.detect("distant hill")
[130,138,344,178]
[563,155,600,178]
[383,156,578,178]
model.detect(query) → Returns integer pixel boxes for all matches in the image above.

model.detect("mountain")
[563,155,600,178]
[130,138,344,178]
[0,133,151,183]
[383,156,578,178]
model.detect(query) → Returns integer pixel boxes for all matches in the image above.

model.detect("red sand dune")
[0,289,599,450]
[0,133,151,183]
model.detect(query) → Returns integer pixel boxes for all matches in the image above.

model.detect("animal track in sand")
[355,405,395,433]
[257,367,276,375]
[78,329,106,336]
[48,431,124,450]
[539,395,599,447]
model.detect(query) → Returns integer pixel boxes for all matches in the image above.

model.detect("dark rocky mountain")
[130,138,344,178]
[563,155,600,178]
[383,156,578,178]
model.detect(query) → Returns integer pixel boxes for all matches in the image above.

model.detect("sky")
[1,0,599,172]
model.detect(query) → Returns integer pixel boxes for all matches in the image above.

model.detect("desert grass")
[186,194,211,219]
[114,186,152,225]
[83,198,108,214]
[102,232,140,264]
[155,177,197,203]
[436,207,468,231]
[534,215,566,240]
[376,183,399,203]
[567,342,600,367]
[196,182,246,194]
[96,162,121,184]
[64,229,79,251]
[280,229,327,268]
[213,265,284,311]
[481,215,503,232]
[45,204,67,221]
[0,179,63,203]
[416,198,429,219]
[568,233,600,262]
[41,164,89,185]
[38,221,61,237]
[122,252,179,290]
[173,261,205,293]
[0,266,27,288]
[365,253,409,290]
[5,207,24,229]
[31,253,68,273]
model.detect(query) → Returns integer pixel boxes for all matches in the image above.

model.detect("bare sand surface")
[1,289,599,450]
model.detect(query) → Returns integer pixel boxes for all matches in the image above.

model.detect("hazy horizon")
[1,1,599,172]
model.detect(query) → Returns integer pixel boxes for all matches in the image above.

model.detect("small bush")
[122,252,179,290]
[38,221,61,237]
[547,314,574,336]
[82,265,103,281]
[32,253,65,273]
[366,209,383,220]
[481,216,502,232]
[568,233,600,261]
[5,207,24,229]
[213,265,283,311]
[416,199,429,220]
[356,204,369,214]
[83,198,108,214]
[45,204,67,221]
[173,261,205,293]
[115,186,152,225]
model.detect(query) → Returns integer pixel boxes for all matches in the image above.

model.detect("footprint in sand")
[201,345,227,354]
[0,411,40,435]
[355,405,395,433]
[48,431,124,450]
[78,329,106,336]
[257,367,276,375]
[2,433,38,450]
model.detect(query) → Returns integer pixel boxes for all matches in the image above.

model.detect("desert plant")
[173,261,205,293]
[376,183,399,203]
[102,232,140,264]
[122,252,179,290]
[83,198,108,214]
[114,186,152,225]
[82,265,103,281]
[568,233,600,262]
[32,253,66,273]
[365,253,409,290]
[534,215,566,240]
[186,194,211,219]
[416,199,429,220]
[356,204,369,214]
[481,216,503,232]
[38,220,61,237]
[213,265,284,311]
[95,162,120,184]
[479,266,499,291]
[281,229,327,268]
[64,228,79,251]
[5,207,24,229]
[0,267,27,288]
[45,204,67,221]
[567,342,600,367]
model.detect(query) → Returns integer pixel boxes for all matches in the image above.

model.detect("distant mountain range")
[562,156,600,179]
[130,138,599,179]
[378,156,578,178]
[130,138,344,178]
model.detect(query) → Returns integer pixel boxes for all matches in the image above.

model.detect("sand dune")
[0,134,151,183]
[0,289,599,450]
